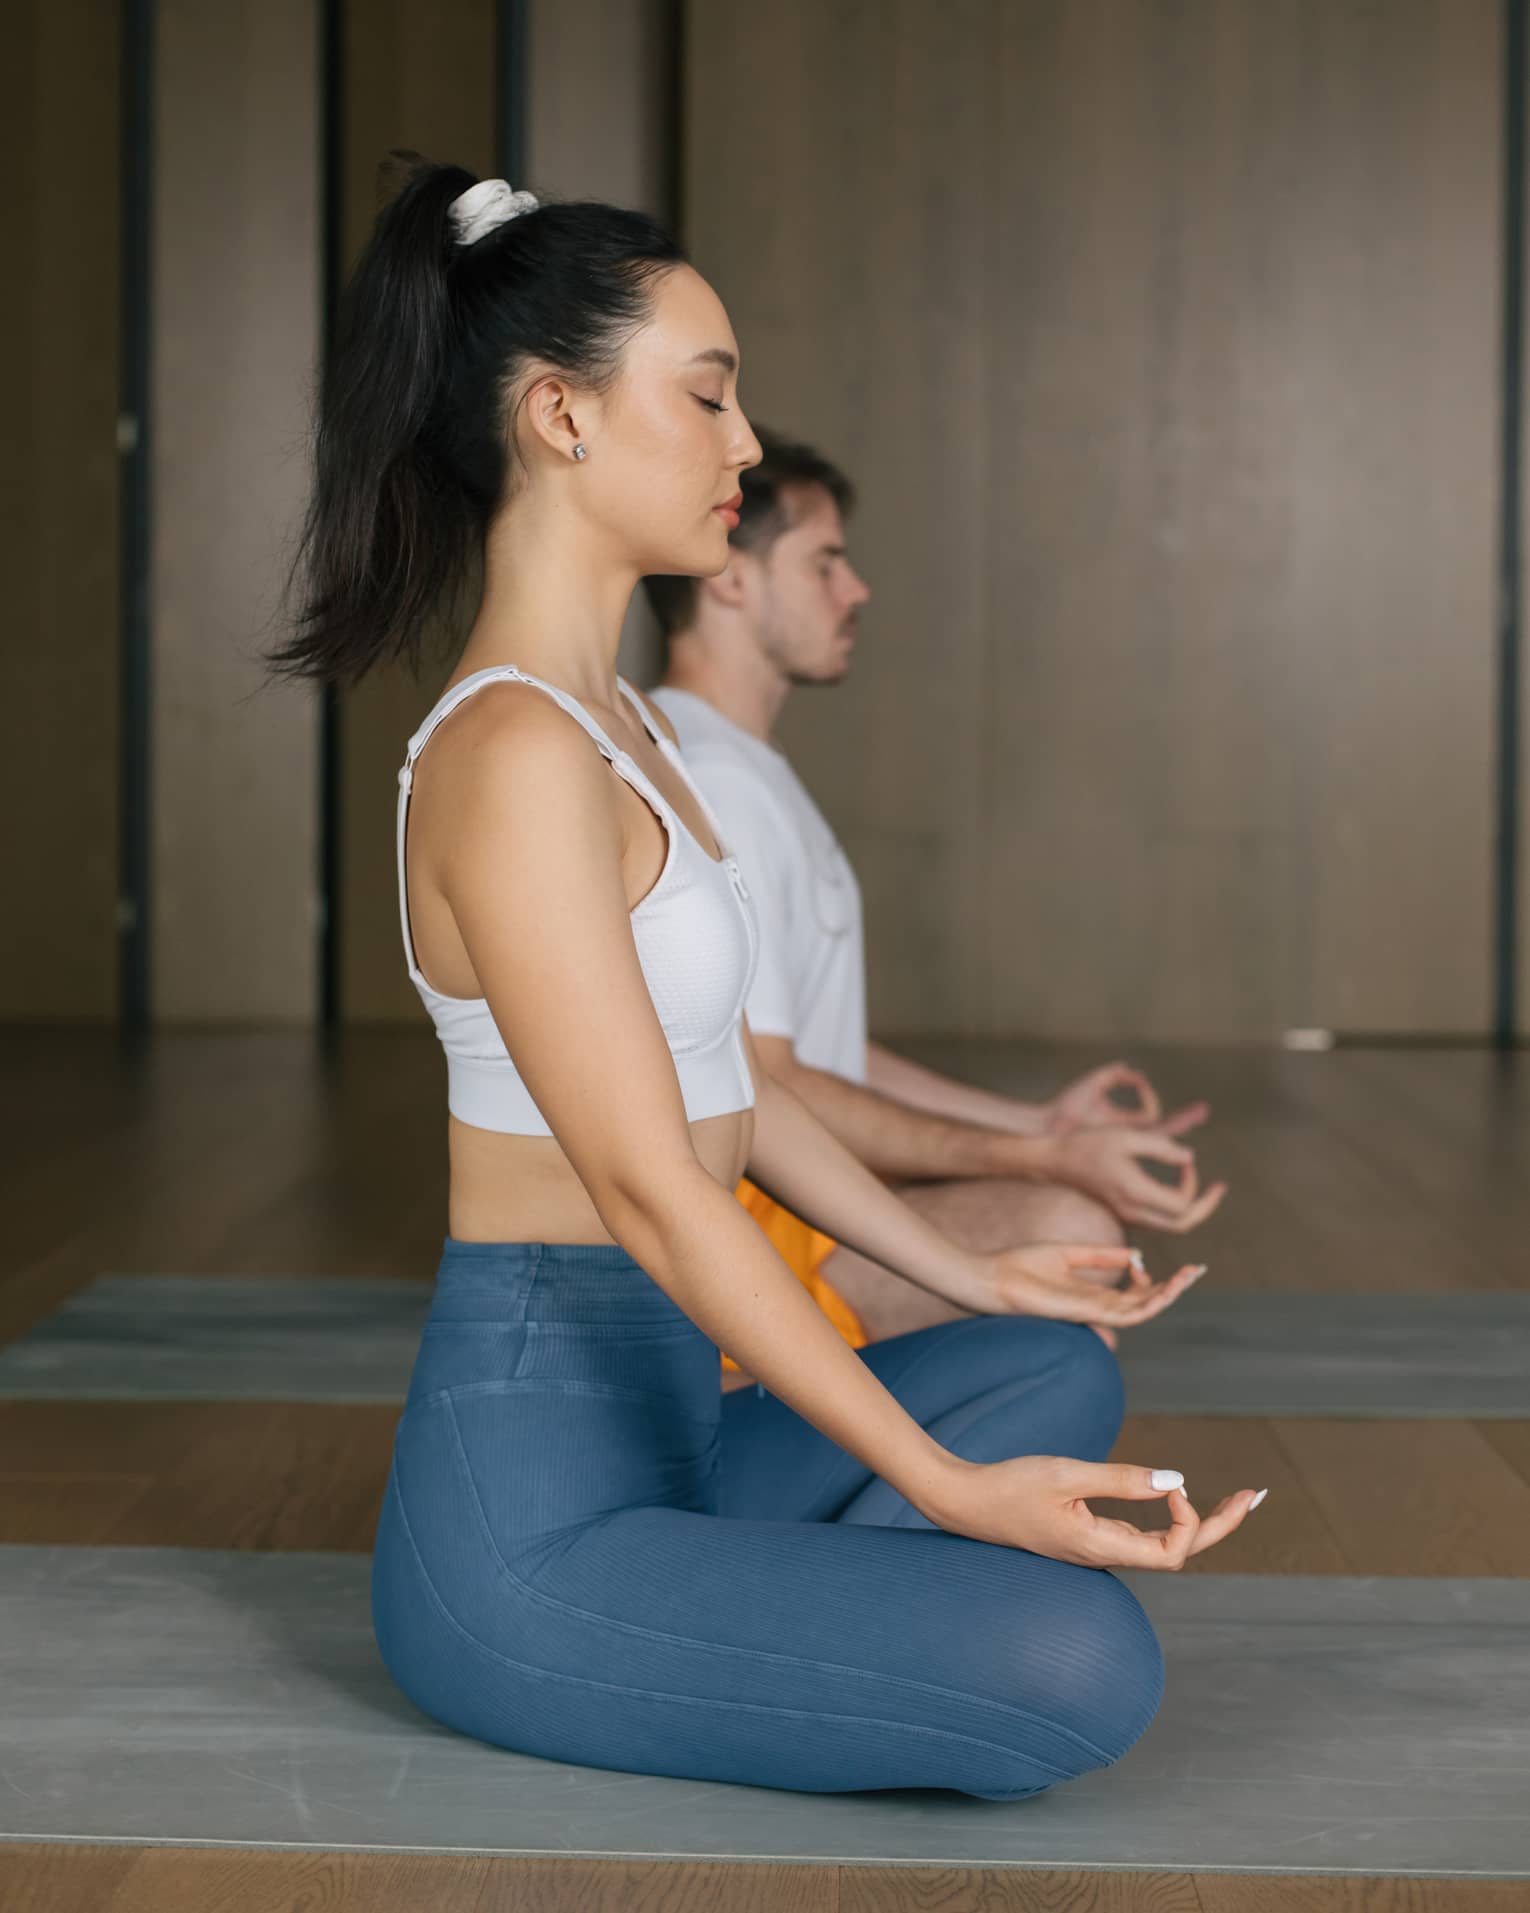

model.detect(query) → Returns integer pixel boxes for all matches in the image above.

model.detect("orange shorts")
[721,1177,868,1374]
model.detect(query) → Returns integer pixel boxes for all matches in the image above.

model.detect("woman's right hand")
[923,1454,1264,1569]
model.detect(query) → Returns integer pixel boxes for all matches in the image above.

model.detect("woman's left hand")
[977,1243,1207,1349]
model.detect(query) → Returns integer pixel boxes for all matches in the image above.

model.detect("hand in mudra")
[980,1241,1206,1349]
[1045,1060,1210,1140]
[930,1455,1264,1569]
[1048,1125,1229,1233]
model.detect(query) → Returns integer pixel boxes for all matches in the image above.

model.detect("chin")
[792,657,853,689]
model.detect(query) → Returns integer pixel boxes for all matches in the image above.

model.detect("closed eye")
[697,396,730,413]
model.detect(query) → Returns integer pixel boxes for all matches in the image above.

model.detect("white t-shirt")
[648,686,868,1083]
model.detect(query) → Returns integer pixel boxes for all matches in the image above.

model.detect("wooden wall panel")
[1519,13,1530,1041]
[684,0,1003,1039]
[337,0,498,1025]
[152,0,322,1025]
[686,0,1502,1042]
[1,3,120,1021]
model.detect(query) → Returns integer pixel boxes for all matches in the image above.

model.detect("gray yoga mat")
[0,1275,1527,1417]
[0,1547,1525,1877]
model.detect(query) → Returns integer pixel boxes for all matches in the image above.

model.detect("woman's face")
[585,264,762,578]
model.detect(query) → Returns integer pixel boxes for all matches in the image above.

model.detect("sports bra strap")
[395,666,725,981]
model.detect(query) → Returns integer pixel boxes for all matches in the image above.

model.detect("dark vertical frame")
[661,0,685,240]
[118,0,153,1032]
[1498,0,1527,1045]
[496,0,527,181]
[318,0,344,1029]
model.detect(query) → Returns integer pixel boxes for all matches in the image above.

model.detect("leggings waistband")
[433,1235,695,1329]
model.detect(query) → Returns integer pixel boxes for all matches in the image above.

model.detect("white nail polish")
[1250,1487,1269,1509]
[1150,1469,1184,1491]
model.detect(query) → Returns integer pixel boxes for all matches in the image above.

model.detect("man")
[642,430,1223,1380]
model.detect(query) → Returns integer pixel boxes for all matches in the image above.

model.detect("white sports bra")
[396,666,760,1135]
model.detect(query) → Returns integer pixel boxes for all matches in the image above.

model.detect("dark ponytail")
[266,152,686,688]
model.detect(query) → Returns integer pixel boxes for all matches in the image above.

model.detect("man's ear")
[698,554,751,611]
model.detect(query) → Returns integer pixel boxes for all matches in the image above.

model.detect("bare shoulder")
[430,676,602,786]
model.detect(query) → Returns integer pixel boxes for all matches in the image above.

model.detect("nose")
[734,412,764,472]
[848,569,871,606]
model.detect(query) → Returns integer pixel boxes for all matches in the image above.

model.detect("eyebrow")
[688,348,738,373]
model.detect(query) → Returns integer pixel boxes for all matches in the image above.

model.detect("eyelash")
[698,397,730,413]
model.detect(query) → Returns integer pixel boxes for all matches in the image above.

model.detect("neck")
[453,490,639,705]
[660,630,791,742]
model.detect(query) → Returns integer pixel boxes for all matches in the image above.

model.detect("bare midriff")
[445,1106,752,1244]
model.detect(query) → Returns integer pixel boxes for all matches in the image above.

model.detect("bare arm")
[867,1039,1209,1143]
[753,1032,1054,1180]
[864,1037,1052,1135]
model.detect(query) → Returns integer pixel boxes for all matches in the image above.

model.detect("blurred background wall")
[4,0,1526,1045]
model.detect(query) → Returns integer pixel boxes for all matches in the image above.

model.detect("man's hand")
[1044,1125,1229,1232]
[1045,1060,1210,1140]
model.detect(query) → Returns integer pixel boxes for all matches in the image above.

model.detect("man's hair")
[641,426,856,640]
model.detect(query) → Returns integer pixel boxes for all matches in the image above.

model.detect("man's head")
[642,427,871,685]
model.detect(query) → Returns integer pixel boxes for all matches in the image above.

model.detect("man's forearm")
[780,1048,1059,1182]
[864,1039,1051,1136]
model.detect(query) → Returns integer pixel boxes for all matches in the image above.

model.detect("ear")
[519,368,591,463]
[697,552,752,612]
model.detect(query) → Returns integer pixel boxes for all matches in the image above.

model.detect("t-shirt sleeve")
[682,755,800,1044]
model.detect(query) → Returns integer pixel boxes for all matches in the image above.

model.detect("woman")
[269,156,1263,1801]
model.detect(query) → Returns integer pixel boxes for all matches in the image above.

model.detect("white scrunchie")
[449,178,539,246]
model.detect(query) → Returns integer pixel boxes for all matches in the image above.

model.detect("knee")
[1057,1570,1165,1769]
[973,1569,1165,1799]
[1049,1318,1126,1451]
[1037,1187,1124,1248]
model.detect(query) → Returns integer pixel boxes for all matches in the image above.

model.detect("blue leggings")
[371,1238,1164,1800]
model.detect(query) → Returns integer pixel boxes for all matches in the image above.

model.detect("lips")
[715,491,743,511]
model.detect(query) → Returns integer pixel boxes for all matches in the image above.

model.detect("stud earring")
[573,443,588,461]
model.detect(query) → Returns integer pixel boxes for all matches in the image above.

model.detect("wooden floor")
[1,1027,1526,1910]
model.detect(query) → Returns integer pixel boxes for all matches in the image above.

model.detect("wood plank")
[0,1844,143,1913]
[1195,1874,1530,1911]
[1107,1417,1530,1577]
[1475,1418,1530,1487]
[0,1401,396,1552]
[840,1868,1203,1911]
[1108,1417,1350,1573]
[1,1849,1524,1911]
[0,1847,840,1912]
[1273,1419,1530,1576]
[0,1473,152,1546]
